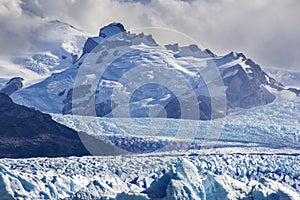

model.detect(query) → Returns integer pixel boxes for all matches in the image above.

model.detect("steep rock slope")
[0,77,23,96]
[0,93,91,158]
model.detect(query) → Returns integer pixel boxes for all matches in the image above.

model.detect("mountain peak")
[99,22,126,38]
[82,22,157,55]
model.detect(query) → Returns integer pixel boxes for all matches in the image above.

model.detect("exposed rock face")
[221,64,275,109]
[82,22,126,55]
[0,77,23,96]
[82,37,100,55]
[0,93,91,158]
[99,22,126,38]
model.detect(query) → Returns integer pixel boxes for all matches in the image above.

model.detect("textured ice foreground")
[0,155,299,199]
[1,93,299,199]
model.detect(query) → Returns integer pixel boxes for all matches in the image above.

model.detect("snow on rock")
[10,22,297,120]
[174,44,210,58]
[265,68,300,89]
[12,53,58,76]
[82,22,156,55]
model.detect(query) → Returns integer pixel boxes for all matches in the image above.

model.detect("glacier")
[51,96,300,153]
[1,20,300,200]
[0,155,299,199]
[0,94,299,199]
[0,89,299,198]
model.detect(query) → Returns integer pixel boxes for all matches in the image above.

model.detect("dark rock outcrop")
[0,93,91,158]
[221,64,275,109]
[0,77,23,96]
[82,22,126,55]
[98,22,125,38]
[82,37,101,55]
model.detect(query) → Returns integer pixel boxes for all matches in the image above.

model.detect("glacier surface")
[0,155,299,199]
[1,97,299,199]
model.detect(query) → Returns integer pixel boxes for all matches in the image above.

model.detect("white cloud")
[0,0,299,70]
[0,0,43,55]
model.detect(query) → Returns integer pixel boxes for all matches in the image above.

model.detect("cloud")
[0,0,43,55]
[0,0,299,70]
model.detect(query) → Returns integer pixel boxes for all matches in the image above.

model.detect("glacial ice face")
[1,155,299,199]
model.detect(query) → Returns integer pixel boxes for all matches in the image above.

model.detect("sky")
[0,0,299,70]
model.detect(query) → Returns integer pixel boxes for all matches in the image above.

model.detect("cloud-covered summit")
[0,0,299,70]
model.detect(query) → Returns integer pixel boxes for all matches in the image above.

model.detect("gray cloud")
[0,0,299,70]
[0,0,43,55]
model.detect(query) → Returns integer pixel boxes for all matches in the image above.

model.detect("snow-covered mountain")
[7,22,299,120]
[0,19,87,87]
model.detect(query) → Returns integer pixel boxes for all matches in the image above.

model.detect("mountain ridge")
[4,22,299,120]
